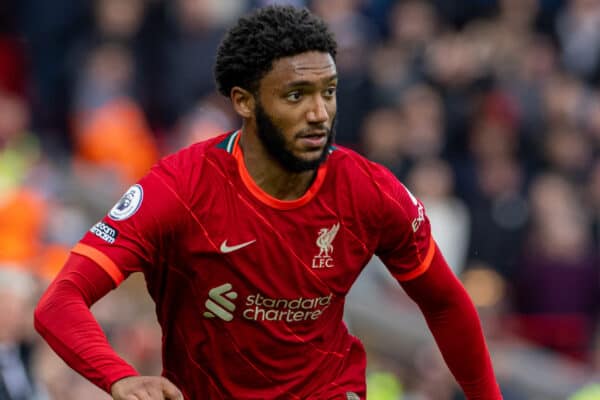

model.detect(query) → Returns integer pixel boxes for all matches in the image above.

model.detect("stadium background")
[1,0,600,398]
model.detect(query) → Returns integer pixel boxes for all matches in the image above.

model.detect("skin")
[111,376,183,400]
[111,51,337,400]
[232,51,338,200]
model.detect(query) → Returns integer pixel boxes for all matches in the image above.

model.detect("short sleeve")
[74,158,189,285]
[373,166,435,282]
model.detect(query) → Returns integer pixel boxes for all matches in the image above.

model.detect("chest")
[174,189,374,300]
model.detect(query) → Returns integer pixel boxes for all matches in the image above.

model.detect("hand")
[111,376,184,400]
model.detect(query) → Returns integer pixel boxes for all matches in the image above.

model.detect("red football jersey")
[75,131,434,399]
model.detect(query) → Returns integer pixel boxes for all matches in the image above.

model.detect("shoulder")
[326,145,418,219]
[146,132,235,201]
[327,144,401,190]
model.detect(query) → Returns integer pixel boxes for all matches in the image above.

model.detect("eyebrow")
[283,74,338,89]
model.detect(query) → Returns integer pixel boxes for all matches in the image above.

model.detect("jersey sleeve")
[74,157,190,285]
[372,164,435,282]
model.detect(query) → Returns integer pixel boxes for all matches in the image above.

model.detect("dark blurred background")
[1,0,600,399]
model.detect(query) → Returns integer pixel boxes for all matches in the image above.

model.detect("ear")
[230,86,255,119]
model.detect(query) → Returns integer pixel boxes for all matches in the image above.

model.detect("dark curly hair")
[214,5,337,97]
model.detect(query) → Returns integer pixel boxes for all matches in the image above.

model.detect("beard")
[255,102,336,173]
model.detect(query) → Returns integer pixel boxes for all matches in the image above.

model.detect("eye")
[286,91,302,102]
[323,86,337,98]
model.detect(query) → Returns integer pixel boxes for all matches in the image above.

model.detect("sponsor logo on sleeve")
[402,183,426,232]
[90,221,119,244]
[411,204,425,232]
[109,184,143,221]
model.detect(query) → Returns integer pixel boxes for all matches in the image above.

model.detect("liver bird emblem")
[316,223,340,258]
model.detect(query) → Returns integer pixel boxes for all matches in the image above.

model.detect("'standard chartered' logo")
[108,184,143,221]
[312,222,340,268]
[203,283,238,321]
[203,283,333,323]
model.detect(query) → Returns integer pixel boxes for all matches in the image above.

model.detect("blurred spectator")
[495,34,558,158]
[496,0,539,34]
[0,92,38,192]
[360,107,408,178]
[71,42,159,185]
[541,72,587,129]
[157,0,243,128]
[397,83,446,161]
[312,0,378,147]
[167,93,239,153]
[0,91,49,268]
[0,189,47,267]
[465,155,528,279]
[17,0,90,154]
[453,90,528,278]
[423,30,491,160]
[368,44,416,108]
[93,0,147,41]
[388,0,439,57]
[512,173,600,362]
[542,124,593,184]
[556,0,600,84]
[0,268,46,400]
[65,0,150,114]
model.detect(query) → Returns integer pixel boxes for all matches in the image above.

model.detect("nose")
[306,95,329,124]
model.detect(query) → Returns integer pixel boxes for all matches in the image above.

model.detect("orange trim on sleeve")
[232,131,328,210]
[395,237,436,282]
[71,243,125,286]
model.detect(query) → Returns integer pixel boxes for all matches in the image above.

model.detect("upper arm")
[37,252,116,312]
[75,161,190,286]
[373,166,435,282]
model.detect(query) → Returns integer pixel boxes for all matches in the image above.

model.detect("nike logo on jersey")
[220,239,256,253]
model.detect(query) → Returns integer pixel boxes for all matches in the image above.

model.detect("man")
[34,5,502,399]
[0,268,44,400]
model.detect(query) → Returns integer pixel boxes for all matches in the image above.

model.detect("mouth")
[297,131,328,148]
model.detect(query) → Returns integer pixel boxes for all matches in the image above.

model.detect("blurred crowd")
[1,0,600,399]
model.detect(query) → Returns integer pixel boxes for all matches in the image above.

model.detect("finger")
[133,391,153,400]
[114,394,139,400]
[146,385,165,400]
[160,378,184,400]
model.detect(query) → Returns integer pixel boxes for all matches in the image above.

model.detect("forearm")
[401,248,502,399]
[34,254,139,392]
[419,284,499,397]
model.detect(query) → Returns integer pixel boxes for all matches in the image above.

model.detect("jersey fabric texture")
[74,131,435,399]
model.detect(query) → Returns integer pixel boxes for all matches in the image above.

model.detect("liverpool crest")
[312,223,340,268]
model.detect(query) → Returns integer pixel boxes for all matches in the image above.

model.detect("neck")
[238,127,317,201]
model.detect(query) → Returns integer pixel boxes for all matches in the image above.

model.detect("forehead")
[261,51,337,89]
